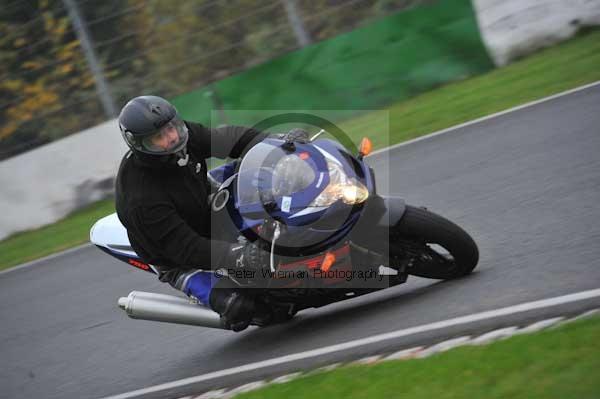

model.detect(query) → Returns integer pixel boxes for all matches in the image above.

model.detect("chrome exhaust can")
[117,291,225,329]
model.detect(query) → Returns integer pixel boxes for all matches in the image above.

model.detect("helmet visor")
[139,117,188,155]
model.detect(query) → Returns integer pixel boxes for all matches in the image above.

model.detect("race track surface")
[1,85,600,399]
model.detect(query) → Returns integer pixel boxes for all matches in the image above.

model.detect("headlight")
[309,159,369,206]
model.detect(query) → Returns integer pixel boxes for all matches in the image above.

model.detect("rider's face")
[149,124,179,150]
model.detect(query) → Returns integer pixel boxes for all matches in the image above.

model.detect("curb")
[182,309,599,399]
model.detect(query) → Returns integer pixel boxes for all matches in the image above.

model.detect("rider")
[115,95,268,332]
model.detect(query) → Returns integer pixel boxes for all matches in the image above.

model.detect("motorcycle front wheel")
[391,205,479,280]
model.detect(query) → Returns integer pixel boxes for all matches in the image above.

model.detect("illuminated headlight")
[310,159,369,206]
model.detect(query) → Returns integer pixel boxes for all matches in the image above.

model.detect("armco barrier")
[0,120,127,240]
[473,0,600,66]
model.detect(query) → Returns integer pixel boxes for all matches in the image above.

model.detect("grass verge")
[1,29,600,270]
[238,316,600,399]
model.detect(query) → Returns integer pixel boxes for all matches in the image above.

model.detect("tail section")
[90,213,157,274]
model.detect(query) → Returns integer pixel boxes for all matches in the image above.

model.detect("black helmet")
[118,95,188,156]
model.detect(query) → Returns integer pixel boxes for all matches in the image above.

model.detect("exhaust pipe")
[117,291,226,329]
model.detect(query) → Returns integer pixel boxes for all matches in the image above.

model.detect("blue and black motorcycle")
[91,130,479,330]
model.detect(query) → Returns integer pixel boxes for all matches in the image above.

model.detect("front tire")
[392,205,479,280]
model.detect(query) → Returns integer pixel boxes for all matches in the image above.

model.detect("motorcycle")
[90,130,479,330]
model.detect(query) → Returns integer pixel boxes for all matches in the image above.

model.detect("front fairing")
[227,138,375,254]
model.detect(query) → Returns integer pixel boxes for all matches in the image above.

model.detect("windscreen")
[237,142,315,207]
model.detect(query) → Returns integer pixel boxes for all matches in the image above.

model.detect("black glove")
[240,240,269,271]
[223,238,268,272]
[281,128,310,143]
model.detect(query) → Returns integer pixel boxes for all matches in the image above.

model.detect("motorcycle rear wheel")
[392,205,479,280]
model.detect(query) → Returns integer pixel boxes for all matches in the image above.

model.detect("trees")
[1,0,102,159]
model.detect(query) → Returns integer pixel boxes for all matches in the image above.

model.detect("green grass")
[0,199,115,270]
[238,316,600,399]
[1,29,600,270]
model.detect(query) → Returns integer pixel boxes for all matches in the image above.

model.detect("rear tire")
[392,205,479,279]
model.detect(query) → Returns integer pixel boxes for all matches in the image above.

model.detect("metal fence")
[0,0,428,160]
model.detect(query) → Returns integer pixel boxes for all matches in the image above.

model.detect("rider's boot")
[251,300,298,326]
[209,288,255,332]
[250,299,275,327]
[168,269,256,332]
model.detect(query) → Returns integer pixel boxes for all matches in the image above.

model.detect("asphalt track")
[2,84,600,399]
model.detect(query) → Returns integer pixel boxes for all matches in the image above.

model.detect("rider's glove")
[280,128,310,143]
[224,239,268,272]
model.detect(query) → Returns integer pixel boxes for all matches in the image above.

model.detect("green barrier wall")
[172,0,493,126]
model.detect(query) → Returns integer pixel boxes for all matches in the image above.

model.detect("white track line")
[368,80,600,157]
[99,287,600,399]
